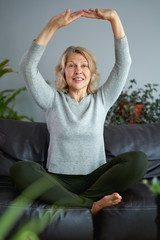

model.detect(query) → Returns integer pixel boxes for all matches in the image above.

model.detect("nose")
[75,66,82,74]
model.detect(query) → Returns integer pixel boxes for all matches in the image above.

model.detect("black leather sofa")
[0,119,159,240]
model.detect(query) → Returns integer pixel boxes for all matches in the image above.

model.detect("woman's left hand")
[82,8,117,22]
[82,8,125,39]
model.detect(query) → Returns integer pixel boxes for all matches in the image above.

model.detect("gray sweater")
[20,37,131,175]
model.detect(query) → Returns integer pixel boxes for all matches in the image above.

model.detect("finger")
[65,8,71,19]
[71,10,84,18]
[89,8,95,12]
[82,11,97,18]
[69,10,84,22]
[95,8,99,13]
[83,9,95,12]
[95,8,103,18]
[82,13,95,18]
[83,9,91,13]
[82,9,101,19]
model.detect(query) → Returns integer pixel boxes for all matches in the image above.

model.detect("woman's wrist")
[109,11,125,39]
[106,9,118,22]
[35,21,58,46]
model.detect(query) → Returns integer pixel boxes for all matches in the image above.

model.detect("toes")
[109,193,122,205]
[112,193,122,200]
[112,198,121,205]
[91,193,122,215]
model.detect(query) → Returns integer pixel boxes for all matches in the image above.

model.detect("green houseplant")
[143,178,160,239]
[0,176,63,240]
[143,178,160,197]
[105,79,160,125]
[0,59,33,121]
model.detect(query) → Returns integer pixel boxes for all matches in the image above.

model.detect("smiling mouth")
[73,78,84,81]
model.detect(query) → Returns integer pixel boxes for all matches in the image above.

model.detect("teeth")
[73,78,83,80]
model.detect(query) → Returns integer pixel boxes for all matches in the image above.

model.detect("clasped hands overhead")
[35,8,124,46]
[53,8,117,30]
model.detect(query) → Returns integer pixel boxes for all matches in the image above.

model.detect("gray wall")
[0,0,160,122]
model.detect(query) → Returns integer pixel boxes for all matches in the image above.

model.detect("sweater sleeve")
[20,41,56,112]
[99,36,132,110]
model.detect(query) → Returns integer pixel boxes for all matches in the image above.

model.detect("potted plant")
[143,178,160,239]
[0,59,34,121]
[105,79,160,125]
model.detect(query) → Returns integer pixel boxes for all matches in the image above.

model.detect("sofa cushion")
[0,119,49,166]
[104,123,160,178]
[94,182,157,240]
[0,175,94,240]
[0,178,94,240]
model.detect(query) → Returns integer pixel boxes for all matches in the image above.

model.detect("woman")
[10,8,148,215]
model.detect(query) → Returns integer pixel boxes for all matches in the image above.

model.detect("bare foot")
[91,193,122,215]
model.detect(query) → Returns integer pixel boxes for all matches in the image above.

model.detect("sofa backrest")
[0,119,160,178]
[104,123,160,178]
[0,119,49,176]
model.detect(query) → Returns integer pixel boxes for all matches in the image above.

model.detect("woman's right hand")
[35,9,84,46]
[49,8,84,30]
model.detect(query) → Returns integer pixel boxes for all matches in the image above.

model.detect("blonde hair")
[55,46,100,94]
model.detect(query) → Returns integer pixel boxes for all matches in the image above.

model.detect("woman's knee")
[129,151,148,169]
[10,161,46,191]
[10,161,26,179]
[125,151,148,179]
[10,161,42,177]
[116,151,148,179]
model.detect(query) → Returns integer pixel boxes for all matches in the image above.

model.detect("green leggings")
[10,151,148,208]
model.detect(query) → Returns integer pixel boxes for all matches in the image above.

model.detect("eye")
[68,64,75,68]
[82,64,88,68]
[66,63,75,68]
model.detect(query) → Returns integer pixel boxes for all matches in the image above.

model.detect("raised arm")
[20,9,84,112]
[82,9,131,109]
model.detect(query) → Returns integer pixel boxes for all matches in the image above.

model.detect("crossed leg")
[10,151,148,215]
[81,151,148,214]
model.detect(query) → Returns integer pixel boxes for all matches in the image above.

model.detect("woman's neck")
[68,89,87,102]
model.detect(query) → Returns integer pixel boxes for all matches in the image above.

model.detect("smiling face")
[64,53,91,95]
